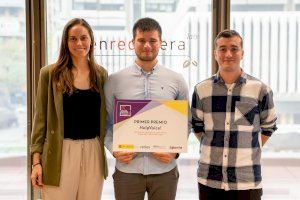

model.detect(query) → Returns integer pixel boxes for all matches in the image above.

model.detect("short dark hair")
[132,17,162,39]
[214,29,243,48]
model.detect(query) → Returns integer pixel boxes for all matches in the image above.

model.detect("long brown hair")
[52,18,105,94]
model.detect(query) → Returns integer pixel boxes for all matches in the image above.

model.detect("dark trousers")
[198,183,262,200]
[113,167,179,200]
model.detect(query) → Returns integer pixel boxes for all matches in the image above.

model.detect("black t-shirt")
[63,88,100,140]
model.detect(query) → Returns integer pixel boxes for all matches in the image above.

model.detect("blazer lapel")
[52,81,64,132]
[97,75,106,140]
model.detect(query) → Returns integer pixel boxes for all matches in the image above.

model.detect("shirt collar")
[213,69,247,85]
[133,61,160,75]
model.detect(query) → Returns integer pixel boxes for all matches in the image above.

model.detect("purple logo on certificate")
[114,99,152,124]
[119,105,131,117]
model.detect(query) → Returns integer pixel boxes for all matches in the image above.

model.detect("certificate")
[113,99,188,153]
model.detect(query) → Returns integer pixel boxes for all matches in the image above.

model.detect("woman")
[30,18,108,200]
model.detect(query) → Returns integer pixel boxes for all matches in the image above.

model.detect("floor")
[0,157,300,200]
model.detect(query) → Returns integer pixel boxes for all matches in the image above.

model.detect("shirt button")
[224,155,227,158]
[226,122,229,125]
[51,130,54,134]
[228,89,232,92]
[48,150,52,154]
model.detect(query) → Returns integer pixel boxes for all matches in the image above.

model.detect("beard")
[136,51,159,61]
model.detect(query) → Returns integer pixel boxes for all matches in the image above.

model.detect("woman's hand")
[31,153,43,188]
[31,163,43,188]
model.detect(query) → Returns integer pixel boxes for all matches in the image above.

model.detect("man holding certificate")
[104,17,189,200]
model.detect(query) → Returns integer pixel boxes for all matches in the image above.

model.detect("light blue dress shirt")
[104,62,189,175]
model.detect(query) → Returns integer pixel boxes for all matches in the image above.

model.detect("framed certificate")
[113,99,188,153]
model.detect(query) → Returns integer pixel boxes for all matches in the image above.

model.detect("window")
[0,1,26,199]
[73,0,125,11]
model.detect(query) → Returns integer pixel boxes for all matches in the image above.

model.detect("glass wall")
[46,0,211,199]
[231,0,300,199]
[0,0,27,199]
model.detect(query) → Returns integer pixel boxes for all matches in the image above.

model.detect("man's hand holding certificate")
[113,99,188,153]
